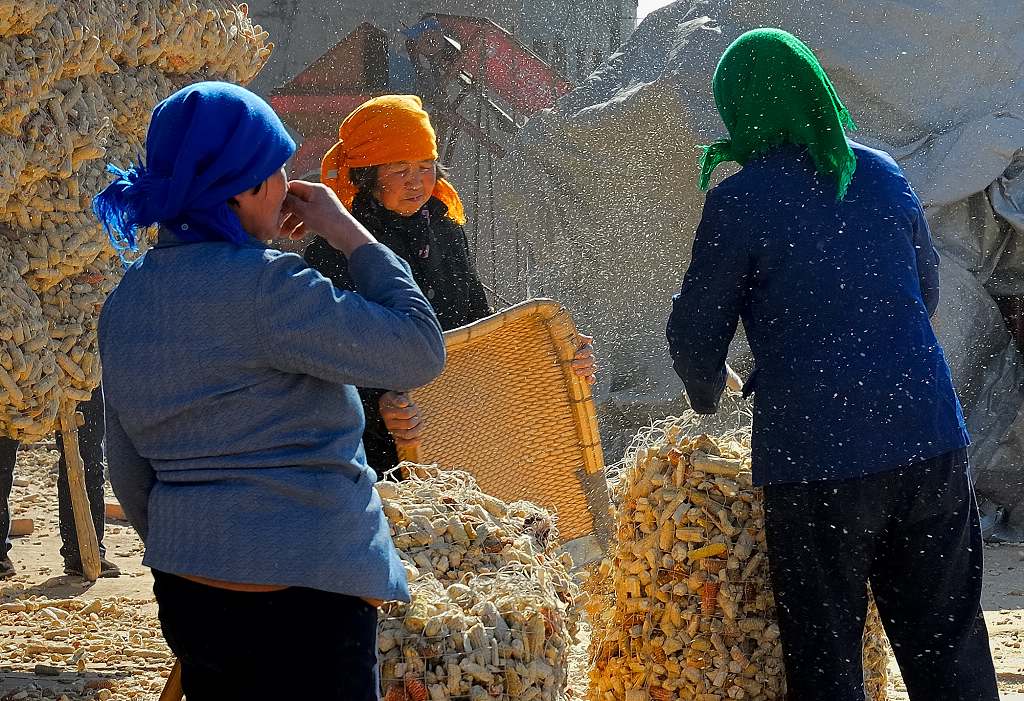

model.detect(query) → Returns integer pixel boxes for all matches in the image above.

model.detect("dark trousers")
[55,386,107,566]
[152,571,380,701]
[0,386,106,562]
[763,449,999,701]
[0,437,17,559]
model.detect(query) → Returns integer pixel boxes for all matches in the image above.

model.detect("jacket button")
[427,289,436,300]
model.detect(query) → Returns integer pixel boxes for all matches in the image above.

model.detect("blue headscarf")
[93,82,296,262]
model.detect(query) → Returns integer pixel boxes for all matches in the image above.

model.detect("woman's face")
[373,160,437,217]
[232,167,289,240]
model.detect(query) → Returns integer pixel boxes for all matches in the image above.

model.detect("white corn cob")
[376,468,580,701]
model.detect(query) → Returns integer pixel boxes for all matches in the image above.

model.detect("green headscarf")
[698,28,858,199]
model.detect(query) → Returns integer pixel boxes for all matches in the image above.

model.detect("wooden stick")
[158,660,183,701]
[396,442,422,465]
[58,403,100,582]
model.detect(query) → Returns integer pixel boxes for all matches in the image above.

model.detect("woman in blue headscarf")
[93,82,446,700]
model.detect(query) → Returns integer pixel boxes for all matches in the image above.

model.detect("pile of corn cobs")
[0,0,272,441]
[587,415,891,701]
[376,468,581,701]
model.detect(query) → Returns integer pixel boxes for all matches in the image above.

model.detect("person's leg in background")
[56,385,119,577]
[868,450,999,701]
[0,437,19,577]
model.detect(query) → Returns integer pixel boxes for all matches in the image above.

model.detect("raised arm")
[257,246,445,389]
[666,191,751,413]
[262,181,445,390]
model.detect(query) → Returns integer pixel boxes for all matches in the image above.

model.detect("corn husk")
[588,413,890,701]
[0,0,274,441]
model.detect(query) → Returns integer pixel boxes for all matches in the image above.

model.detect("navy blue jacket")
[667,142,968,485]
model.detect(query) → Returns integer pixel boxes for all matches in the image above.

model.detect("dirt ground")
[0,445,1022,700]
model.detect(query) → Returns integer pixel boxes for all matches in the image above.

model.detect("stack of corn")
[0,0,273,442]
[588,414,890,701]
[376,468,580,701]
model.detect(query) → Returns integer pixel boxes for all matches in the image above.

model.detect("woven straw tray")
[398,299,612,543]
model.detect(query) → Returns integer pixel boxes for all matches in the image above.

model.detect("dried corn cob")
[0,0,54,37]
[376,468,580,701]
[588,413,890,701]
[0,1,274,440]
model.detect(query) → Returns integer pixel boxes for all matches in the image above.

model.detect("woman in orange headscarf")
[305,95,596,477]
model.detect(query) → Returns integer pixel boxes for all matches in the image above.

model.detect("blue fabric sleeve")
[909,194,940,318]
[256,243,446,390]
[102,394,154,543]
[667,191,751,413]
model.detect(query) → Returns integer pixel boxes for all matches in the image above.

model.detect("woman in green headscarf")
[698,28,858,197]
[667,29,998,701]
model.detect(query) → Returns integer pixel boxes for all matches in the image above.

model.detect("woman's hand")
[572,334,597,385]
[280,181,376,257]
[379,391,425,449]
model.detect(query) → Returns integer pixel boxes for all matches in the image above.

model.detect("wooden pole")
[158,660,183,701]
[58,403,100,582]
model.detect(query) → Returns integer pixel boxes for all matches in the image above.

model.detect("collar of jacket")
[352,193,451,257]
[352,192,450,228]
[153,226,267,250]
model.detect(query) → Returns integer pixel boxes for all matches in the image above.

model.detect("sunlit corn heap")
[0,0,273,442]
[376,468,581,701]
[587,414,890,701]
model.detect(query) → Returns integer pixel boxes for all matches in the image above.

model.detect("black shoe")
[64,557,121,578]
[0,556,15,579]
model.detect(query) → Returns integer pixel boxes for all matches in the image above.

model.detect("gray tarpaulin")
[495,0,1024,520]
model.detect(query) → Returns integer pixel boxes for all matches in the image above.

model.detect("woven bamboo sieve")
[397,299,613,543]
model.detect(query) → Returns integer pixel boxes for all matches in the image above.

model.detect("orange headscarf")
[321,95,466,225]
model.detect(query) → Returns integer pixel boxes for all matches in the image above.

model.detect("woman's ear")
[228,180,267,215]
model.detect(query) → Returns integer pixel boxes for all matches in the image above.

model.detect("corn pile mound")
[0,0,272,442]
[376,468,580,701]
[587,415,890,701]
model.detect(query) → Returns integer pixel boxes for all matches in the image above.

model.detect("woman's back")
[100,235,444,598]
[670,142,967,484]
[103,239,366,476]
[736,143,939,385]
